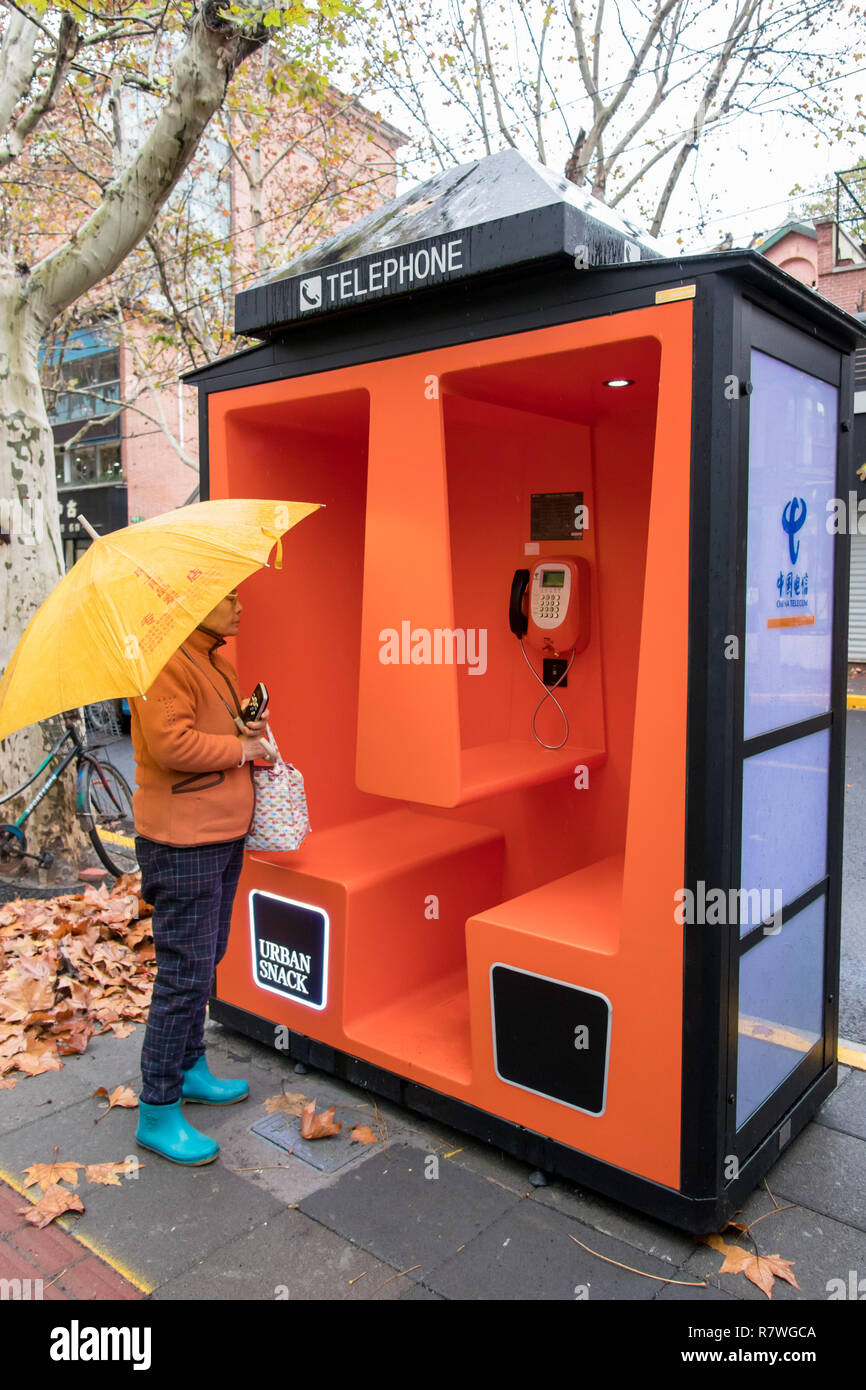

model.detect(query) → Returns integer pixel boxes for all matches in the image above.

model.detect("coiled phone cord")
[519,640,576,750]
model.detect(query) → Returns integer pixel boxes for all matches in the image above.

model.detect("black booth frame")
[189,250,860,1234]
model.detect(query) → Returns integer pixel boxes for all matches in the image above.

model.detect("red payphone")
[510,557,591,749]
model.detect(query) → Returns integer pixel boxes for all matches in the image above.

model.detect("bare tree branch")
[477,0,517,148]
[650,0,761,234]
[0,11,80,170]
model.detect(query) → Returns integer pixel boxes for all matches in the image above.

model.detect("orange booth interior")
[209,300,694,1191]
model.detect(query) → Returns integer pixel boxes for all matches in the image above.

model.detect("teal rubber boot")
[181,1055,249,1106]
[135,1099,219,1166]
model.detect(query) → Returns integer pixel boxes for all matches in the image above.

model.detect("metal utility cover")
[250,1109,370,1173]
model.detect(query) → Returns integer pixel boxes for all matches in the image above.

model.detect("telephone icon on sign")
[299,277,323,311]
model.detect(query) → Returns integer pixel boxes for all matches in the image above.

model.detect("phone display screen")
[542,571,565,587]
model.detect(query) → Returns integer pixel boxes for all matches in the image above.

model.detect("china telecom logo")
[782,497,807,563]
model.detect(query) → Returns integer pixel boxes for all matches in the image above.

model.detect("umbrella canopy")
[0,498,322,741]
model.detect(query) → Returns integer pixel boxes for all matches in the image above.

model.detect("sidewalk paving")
[1,1015,864,1301]
[0,1183,143,1301]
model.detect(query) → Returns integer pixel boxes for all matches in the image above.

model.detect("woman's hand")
[238,730,275,763]
[242,715,269,735]
[238,711,274,763]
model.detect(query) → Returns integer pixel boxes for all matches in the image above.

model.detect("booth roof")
[248,148,665,289]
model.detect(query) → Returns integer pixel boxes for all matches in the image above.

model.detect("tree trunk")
[0,257,95,886]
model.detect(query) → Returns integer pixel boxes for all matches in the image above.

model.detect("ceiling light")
[603,378,634,388]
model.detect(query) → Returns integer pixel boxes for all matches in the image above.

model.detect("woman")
[130,587,274,1166]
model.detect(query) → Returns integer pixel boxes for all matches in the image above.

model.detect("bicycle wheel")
[0,824,26,861]
[83,758,138,878]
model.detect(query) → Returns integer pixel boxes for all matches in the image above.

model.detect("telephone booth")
[186,150,861,1232]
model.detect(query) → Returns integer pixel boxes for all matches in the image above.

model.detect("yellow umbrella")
[0,498,322,741]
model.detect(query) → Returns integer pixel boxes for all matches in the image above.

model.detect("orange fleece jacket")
[130,625,255,847]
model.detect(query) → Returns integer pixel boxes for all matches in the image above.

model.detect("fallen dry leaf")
[11,1051,64,1076]
[18,1183,85,1228]
[705,1234,753,1276]
[84,1159,145,1186]
[0,1076,17,1090]
[22,1158,83,1192]
[0,1032,26,1059]
[92,1084,138,1122]
[702,1232,800,1299]
[54,1020,97,1055]
[350,1125,378,1145]
[742,1252,799,1298]
[100,1022,137,1039]
[300,1099,342,1139]
[263,1090,308,1118]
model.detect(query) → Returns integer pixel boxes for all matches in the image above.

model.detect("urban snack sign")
[249,891,328,1010]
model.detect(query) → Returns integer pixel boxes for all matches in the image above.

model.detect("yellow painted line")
[739,1018,866,1071]
[0,1161,154,1294]
[50,1227,154,1294]
[739,1016,816,1054]
[839,1040,866,1071]
[95,828,136,848]
[847,693,866,709]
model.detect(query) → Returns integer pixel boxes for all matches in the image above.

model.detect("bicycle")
[0,711,138,879]
[83,697,124,742]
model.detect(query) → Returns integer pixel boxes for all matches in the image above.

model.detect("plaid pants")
[135,834,246,1104]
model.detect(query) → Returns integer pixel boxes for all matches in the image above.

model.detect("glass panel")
[95,442,122,482]
[736,897,825,1128]
[70,445,95,484]
[743,351,838,740]
[740,728,829,935]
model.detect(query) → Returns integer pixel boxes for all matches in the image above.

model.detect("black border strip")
[738,876,828,955]
[680,274,739,1200]
[742,712,832,758]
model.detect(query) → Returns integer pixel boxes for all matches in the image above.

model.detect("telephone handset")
[510,557,590,657]
[510,557,591,750]
[509,570,530,639]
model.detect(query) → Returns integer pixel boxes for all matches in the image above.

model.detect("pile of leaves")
[0,873,153,1089]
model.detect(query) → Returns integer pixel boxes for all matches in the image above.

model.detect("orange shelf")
[247,807,500,890]
[469,853,624,956]
[459,741,607,803]
[344,970,472,1087]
